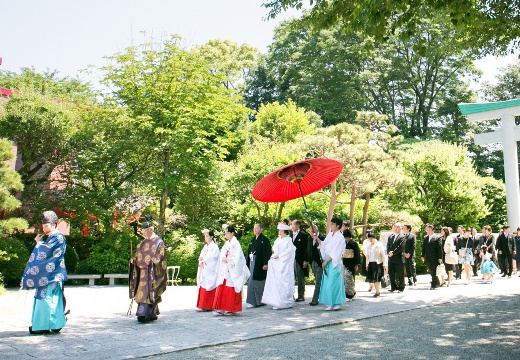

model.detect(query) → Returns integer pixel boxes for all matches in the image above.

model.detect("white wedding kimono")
[261,236,296,309]
[216,236,250,292]
[196,241,220,291]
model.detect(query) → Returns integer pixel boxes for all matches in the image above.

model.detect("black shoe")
[309,301,318,306]
[295,297,305,302]
[430,286,437,290]
[51,328,62,333]
[137,316,151,323]
[388,289,396,292]
[29,326,50,335]
[501,274,507,277]
[373,293,380,297]
[150,315,158,321]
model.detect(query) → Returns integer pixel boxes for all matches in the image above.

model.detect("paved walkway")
[1,274,520,359]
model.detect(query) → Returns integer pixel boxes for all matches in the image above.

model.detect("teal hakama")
[31,282,66,331]
[318,253,346,306]
[318,229,347,307]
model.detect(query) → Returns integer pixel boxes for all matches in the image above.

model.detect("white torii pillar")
[459,100,520,229]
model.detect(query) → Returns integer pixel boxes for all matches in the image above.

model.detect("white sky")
[0,0,517,92]
[0,0,301,84]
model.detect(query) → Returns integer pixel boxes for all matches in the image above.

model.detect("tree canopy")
[263,0,520,54]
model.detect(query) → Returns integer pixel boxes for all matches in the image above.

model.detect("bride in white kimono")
[261,223,296,310]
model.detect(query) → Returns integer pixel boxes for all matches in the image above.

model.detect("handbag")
[380,274,390,288]
[445,251,458,264]
[342,249,354,259]
[458,238,470,258]
[436,263,447,277]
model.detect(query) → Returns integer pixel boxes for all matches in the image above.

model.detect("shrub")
[0,237,30,286]
[75,259,96,275]
[64,245,79,274]
[87,231,138,274]
[164,231,203,283]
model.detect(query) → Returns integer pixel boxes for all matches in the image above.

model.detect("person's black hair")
[227,225,236,234]
[367,230,376,239]
[331,217,342,227]
[343,229,353,239]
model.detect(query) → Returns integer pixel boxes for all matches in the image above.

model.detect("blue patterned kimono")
[21,230,68,331]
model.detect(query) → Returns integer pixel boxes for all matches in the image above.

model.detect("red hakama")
[212,279,242,313]
[197,287,216,310]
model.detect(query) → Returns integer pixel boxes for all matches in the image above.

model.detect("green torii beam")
[458,99,520,229]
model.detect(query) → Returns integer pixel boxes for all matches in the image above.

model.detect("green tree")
[248,19,368,126]
[360,16,479,138]
[263,1,519,54]
[383,140,488,227]
[0,138,28,233]
[248,100,320,143]
[0,89,79,187]
[0,67,96,103]
[59,104,154,228]
[226,140,305,229]
[478,176,507,230]
[99,36,249,226]
[298,112,404,235]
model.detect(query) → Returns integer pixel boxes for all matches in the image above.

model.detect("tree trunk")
[349,185,356,232]
[159,150,170,235]
[362,192,371,239]
[326,179,338,233]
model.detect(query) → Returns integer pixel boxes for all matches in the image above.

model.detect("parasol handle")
[296,181,315,234]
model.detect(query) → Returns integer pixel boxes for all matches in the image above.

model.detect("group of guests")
[420,224,518,289]
[196,217,361,314]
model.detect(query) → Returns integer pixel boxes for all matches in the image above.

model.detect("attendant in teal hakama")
[21,211,68,334]
[318,217,347,311]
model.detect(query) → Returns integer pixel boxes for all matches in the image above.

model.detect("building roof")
[458,98,520,115]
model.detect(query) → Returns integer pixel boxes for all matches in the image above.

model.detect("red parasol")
[252,158,343,203]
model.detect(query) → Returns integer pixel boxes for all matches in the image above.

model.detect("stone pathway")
[1,274,519,359]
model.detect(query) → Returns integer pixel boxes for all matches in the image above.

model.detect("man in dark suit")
[307,224,325,306]
[387,222,406,292]
[292,219,310,301]
[403,224,417,286]
[245,223,272,307]
[497,225,517,278]
[421,224,443,289]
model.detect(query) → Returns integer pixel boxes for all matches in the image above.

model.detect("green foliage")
[359,17,479,139]
[248,100,319,142]
[64,245,79,274]
[0,238,30,286]
[225,140,304,229]
[87,231,138,274]
[383,140,488,227]
[248,19,368,125]
[0,138,28,233]
[478,177,507,230]
[100,36,250,225]
[263,1,517,54]
[415,238,429,275]
[164,231,202,283]
[60,105,153,228]
[0,67,97,102]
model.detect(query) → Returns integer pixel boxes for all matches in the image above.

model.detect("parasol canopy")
[251,158,343,203]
